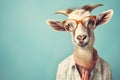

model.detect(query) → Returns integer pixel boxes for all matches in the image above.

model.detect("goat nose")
[77,35,87,40]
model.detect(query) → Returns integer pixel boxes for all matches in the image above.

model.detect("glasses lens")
[64,20,77,32]
[83,17,95,29]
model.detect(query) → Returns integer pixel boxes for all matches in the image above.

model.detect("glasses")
[62,16,97,32]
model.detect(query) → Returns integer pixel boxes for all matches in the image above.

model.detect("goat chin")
[77,41,89,47]
[73,41,94,52]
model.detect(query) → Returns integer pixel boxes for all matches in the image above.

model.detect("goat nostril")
[77,35,82,40]
[82,35,87,40]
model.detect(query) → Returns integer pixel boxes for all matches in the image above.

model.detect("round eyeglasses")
[62,16,97,32]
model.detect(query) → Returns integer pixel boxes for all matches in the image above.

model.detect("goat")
[47,4,113,80]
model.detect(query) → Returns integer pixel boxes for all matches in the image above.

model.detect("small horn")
[82,4,103,12]
[91,4,103,11]
[55,10,68,16]
[55,9,74,16]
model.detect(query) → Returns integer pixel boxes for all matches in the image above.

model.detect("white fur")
[68,9,90,20]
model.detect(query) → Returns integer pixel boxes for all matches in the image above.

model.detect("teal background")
[0,0,120,80]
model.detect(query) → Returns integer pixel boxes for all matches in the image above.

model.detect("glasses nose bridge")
[77,19,83,24]
[75,19,84,29]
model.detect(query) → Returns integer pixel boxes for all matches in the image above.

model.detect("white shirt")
[56,55,112,80]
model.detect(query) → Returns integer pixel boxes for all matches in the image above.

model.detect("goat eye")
[83,17,95,29]
[83,17,90,27]
[64,20,77,32]
[87,18,95,29]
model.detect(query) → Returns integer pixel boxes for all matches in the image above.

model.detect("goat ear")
[46,19,66,31]
[96,9,113,26]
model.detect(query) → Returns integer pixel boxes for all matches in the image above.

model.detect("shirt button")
[72,65,75,70]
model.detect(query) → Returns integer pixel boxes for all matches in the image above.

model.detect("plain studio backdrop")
[0,0,120,80]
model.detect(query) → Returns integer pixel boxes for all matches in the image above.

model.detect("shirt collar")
[70,54,100,72]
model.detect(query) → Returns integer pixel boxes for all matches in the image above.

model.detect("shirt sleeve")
[99,57,112,80]
[56,63,66,80]
[102,61,112,80]
[104,66,112,80]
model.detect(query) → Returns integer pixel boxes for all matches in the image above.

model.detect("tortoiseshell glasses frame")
[62,16,97,32]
